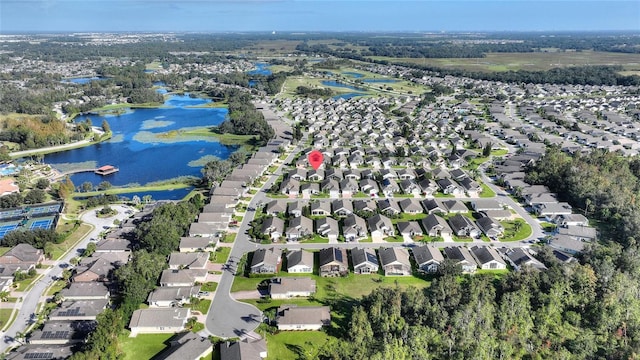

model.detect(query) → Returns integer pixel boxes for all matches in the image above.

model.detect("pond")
[61,77,108,85]
[342,72,364,78]
[321,81,366,91]
[45,92,237,188]
[248,63,272,76]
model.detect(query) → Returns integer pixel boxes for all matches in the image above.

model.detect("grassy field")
[72,183,192,199]
[232,272,430,298]
[264,330,331,360]
[0,247,11,256]
[211,247,231,264]
[479,183,497,198]
[0,309,13,329]
[189,299,212,315]
[51,223,93,260]
[367,51,640,72]
[181,128,257,145]
[119,333,174,360]
[501,219,533,241]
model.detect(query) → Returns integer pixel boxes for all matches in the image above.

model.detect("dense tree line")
[321,252,640,359]
[526,148,640,246]
[217,92,274,145]
[0,83,73,115]
[295,85,334,98]
[0,114,92,150]
[1,228,59,248]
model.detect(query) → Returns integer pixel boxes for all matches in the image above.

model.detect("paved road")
[0,205,134,353]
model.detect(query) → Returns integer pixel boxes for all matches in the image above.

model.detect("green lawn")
[51,223,94,260]
[386,236,405,243]
[222,233,236,243]
[501,219,533,241]
[300,235,330,244]
[119,333,174,360]
[491,149,509,156]
[189,299,212,315]
[46,280,68,296]
[0,308,13,329]
[201,282,218,292]
[390,213,427,224]
[264,330,331,360]
[0,247,11,256]
[479,183,496,198]
[212,247,231,264]
[233,272,430,299]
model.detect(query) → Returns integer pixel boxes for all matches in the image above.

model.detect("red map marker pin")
[308,150,324,170]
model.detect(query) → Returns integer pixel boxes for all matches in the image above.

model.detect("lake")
[45,93,236,191]
[62,77,108,85]
[342,72,364,78]
[321,81,366,91]
[248,63,272,76]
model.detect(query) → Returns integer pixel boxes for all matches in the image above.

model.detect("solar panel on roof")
[24,353,53,359]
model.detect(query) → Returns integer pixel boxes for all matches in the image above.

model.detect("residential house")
[436,178,462,195]
[476,216,505,239]
[420,214,453,238]
[412,245,444,273]
[444,246,478,274]
[159,269,207,287]
[381,178,400,196]
[331,199,354,217]
[5,345,74,360]
[49,299,109,321]
[351,248,379,275]
[147,286,200,308]
[359,179,379,196]
[339,178,359,198]
[558,226,597,241]
[367,214,395,239]
[441,199,469,213]
[269,277,316,299]
[280,178,300,196]
[399,180,421,196]
[315,217,339,242]
[458,177,482,196]
[470,246,507,270]
[287,202,304,218]
[377,198,401,217]
[179,237,214,253]
[28,320,95,345]
[396,219,424,238]
[168,252,208,270]
[276,305,331,331]
[353,199,377,215]
[378,247,412,276]
[321,178,340,198]
[250,248,282,274]
[399,198,423,214]
[95,239,131,253]
[0,244,44,269]
[501,248,547,271]
[128,308,191,337]
[60,282,109,301]
[261,217,285,241]
[220,338,267,360]
[285,216,313,241]
[319,248,348,277]
[265,200,287,216]
[534,202,573,219]
[286,250,314,274]
[342,214,368,242]
[554,213,589,227]
[153,332,213,360]
[310,201,331,216]
[471,199,503,212]
[448,215,480,238]
[421,198,446,215]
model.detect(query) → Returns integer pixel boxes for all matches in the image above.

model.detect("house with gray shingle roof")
[470,246,507,270]
[129,308,191,337]
[378,247,411,276]
[250,248,282,274]
[351,248,379,274]
[412,245,445,273]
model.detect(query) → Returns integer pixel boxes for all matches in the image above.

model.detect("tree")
[482,142,493,157]
[201,159,232,186]
[101,119,111,133]
[85,242,97,257]
[97,181,112,191]
[81,181,94,192]
[24,189,45,204]
[44,242,55,259]
[35,178,50,190]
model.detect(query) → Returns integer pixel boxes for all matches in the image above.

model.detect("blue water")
[62,77,107,85]
[45,93,236,187]
[333,93,366,100]
[363,79,399,83]
[248,80,259,87]
[321,81,366,91]
[0,164,21,176]
[342,72,364,78]
[248,63,272,76]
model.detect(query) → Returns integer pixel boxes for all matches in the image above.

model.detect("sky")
[1,0,638,33]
